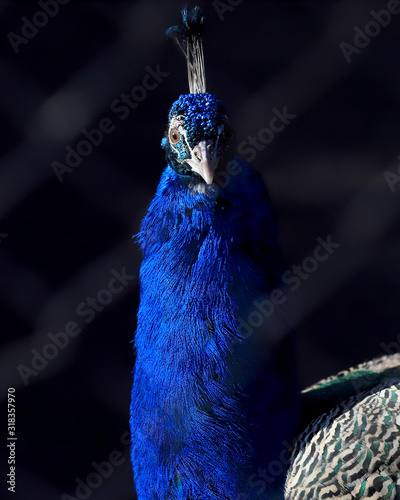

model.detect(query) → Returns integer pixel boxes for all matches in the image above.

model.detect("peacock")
[130,6,400,499]
[285,353,400,499]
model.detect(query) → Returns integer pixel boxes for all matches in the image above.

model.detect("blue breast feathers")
[130,153,295,498]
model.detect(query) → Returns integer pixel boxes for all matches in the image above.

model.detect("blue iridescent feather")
[130,7,300,499]
[130,6,400,499]
[130,92,300,499]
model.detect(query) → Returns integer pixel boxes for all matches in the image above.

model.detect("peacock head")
[162,92,233,186]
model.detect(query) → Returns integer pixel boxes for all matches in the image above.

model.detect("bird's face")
[162,93,233,187]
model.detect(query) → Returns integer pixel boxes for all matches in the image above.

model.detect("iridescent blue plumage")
[130,7,299,499]
[168,93,227,143]
[130,91,299,498]
[161,93,231,184]
[129,7,400,499]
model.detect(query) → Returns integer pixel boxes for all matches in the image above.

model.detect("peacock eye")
[169,128,181,144]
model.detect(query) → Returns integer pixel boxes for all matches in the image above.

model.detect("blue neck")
[131,164,296,499]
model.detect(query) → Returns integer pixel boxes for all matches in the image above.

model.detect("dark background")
[1,1,400,498]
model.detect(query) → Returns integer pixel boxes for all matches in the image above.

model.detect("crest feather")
[166,6,206,94]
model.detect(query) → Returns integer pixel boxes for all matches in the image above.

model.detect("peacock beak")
[185,140,218,185]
